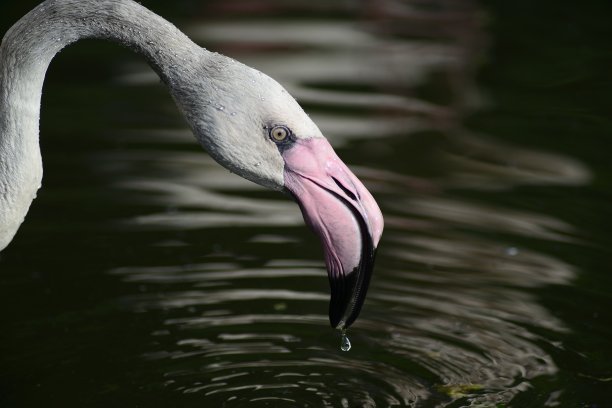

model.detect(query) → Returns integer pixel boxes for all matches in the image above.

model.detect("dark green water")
[1,0,611,406]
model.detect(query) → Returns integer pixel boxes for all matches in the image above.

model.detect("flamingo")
[0,0,383,330]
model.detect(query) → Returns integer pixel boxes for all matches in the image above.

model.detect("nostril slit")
[332,176,358,201]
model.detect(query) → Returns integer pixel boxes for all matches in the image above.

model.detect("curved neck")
[0,0,202,250]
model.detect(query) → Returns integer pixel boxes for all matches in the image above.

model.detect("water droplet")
[230,112,237,116]
[340,329,351,352]
[215,104,225,111]
[505,246,519,256]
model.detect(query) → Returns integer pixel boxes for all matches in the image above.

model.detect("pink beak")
[282,138,384,329]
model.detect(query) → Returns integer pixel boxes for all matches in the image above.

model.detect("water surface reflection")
[0,0,602,406]
[101,1,589,405]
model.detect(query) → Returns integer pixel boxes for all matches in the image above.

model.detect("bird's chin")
[281,138,383,329]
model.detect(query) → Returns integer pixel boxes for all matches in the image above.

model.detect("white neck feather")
[0,0,203,250]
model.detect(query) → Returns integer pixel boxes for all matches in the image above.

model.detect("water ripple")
[98,1,589,406]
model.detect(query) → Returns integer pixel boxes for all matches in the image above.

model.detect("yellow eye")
[269,125,290,143]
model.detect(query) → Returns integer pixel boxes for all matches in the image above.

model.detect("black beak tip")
[329,292,345,329]
[327,247,377,330]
